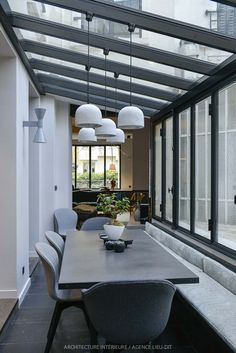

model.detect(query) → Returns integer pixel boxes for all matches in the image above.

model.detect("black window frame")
[151,73,236,259]
[72,144,121,190]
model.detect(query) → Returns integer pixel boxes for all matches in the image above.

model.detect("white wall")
[29,97,40,256]
[0,57,18,298]
[0,56,30,301]
[16,59,30,299]
[0,27,72,301]
[35,97,71,243]
[54,100,72,209]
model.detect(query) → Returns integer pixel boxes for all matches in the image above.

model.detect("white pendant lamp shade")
[78,128,97,143]
[118,106,144,129]
[107,128,125,144]
[75,104,103,128]
[95,118,116,138]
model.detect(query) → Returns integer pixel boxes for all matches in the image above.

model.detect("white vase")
[104,224,125,240]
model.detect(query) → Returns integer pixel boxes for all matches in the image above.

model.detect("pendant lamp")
[107,128,125,144]
[78,128,97,143]
[118,24,144,130]
[75,13,102,128]
[95,48,116,138]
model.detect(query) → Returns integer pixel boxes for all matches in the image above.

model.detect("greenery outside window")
[72,145,121,189]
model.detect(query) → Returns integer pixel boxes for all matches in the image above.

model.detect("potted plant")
[97,193,130,240]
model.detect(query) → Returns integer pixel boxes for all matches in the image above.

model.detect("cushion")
[145,222,163,242]
[181,245,205,270]
[203,257,236,296]
[177,273,236,351]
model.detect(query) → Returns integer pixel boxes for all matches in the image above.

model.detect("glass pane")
[195,97,211,238]
[105,146,120,189]
[76,146,90,189]
[179,108,191,230]
[165,117,173,222]
[9,0,233,67]
[218,84,236,251]
[154,124,162,217]
[72,146,76,188]
[91,146,105,188]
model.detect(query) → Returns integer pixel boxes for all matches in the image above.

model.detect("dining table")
[58,228,199,289]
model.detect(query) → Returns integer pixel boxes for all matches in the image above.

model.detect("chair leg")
[75,303,99,351]
[45,302,63,353]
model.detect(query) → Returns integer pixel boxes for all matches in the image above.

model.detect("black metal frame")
[10,12,216,76]
[37,73,162,111]
[152,72,236,259]
[22,40,194,91]
[33,0,236,53]
[73,144,122,190]
[30,58,175,102]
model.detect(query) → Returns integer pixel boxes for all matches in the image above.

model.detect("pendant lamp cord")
[86,13,93,104]
[114,72,119,118]
[104,48,109,118]
[128,24,135,107]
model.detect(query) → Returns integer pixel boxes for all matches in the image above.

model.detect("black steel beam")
[30,58,176,102]
[0,5,43,94]
[211,0,236,6]
[152,54,236,120]
[10,12,217,75]
[22,40,193,91]
[42,83,155,116]
[33,0,236,53]
[37,73,164,110]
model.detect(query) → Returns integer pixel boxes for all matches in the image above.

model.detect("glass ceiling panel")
[34,69,168,104]
[103,0,236,38]
[15,27,203,84]
[7,0,233,67]
[26,52,185,94]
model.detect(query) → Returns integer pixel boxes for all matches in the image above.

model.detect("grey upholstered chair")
[82,280,176,345]
[45,231,64,267]
[80,217,111,231]
[54,208,78,238]
[35,242,88,353]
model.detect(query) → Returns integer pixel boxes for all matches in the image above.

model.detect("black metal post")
[211,92,219,243]
[190,105,196,234]
[173,110,179,229]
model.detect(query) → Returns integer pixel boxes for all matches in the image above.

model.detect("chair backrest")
[45,231,64,265]
[80,217,111,231]
[35,242,60,301]
[54,208,78,236]
[82,280,176,345]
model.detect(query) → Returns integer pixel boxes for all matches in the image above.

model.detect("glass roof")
[4,0,236,116]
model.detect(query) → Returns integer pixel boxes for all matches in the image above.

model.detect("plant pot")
[104,224,125,240]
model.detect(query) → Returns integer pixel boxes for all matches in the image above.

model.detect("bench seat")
[145,222,236,353]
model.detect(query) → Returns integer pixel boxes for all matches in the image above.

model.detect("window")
[165,117,173,222]
[218,84,236,251]
[154,124,162,218]
[217,4,236,37]
[195,97,211,239]
[207,10,218,31]
[72,145,121,189]
[179,108,191,230]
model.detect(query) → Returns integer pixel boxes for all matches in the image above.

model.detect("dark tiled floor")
[0,264,198,353]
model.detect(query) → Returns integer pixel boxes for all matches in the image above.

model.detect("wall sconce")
[23,108,47,143]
